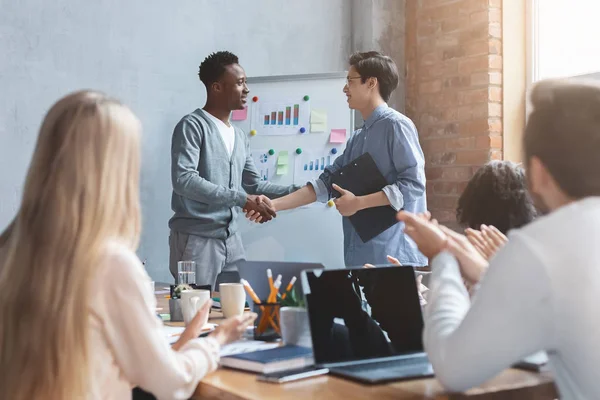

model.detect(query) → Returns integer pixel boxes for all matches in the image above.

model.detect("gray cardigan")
[169,108,298,239]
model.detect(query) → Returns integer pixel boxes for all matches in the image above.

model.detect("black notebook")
[330,152,399,243]
[220,345,313,374]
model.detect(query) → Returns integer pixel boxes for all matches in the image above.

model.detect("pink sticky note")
[231,106,248,121]
[329,128,347,144]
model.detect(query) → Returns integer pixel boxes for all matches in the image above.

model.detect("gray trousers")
[169,230,245,289]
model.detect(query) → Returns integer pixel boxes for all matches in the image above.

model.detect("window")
[530,0,600,83]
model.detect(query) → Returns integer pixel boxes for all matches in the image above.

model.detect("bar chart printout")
[293,151,339,185]
[251,98,310,135]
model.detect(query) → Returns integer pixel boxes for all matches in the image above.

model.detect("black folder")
[330,152,399,243]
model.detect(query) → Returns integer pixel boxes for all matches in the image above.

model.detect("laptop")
[300,266,434,384]
[237,261,325,312]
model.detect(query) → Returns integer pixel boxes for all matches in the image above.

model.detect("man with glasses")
[247,51,427,267]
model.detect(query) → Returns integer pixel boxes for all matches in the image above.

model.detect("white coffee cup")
[219,283,246,318]
[180,289,211,326]
[280,307,312,348]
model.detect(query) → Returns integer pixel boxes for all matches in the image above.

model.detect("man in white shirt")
[169,51,299,288]
[398,78,600,399]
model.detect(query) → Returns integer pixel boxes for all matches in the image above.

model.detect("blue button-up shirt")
[310,104,428,267]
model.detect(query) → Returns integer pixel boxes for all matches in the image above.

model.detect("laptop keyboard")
[334,355,433,380]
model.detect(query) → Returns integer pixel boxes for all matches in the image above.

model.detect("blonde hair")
[0,90,141,399]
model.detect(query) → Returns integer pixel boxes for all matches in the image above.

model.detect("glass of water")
[177,261,196,285]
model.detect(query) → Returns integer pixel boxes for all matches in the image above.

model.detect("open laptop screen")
[302,267,424,365]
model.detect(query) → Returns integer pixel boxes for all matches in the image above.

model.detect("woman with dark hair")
[456,160,537,234]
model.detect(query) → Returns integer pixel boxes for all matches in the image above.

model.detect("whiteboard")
[232,73,354,269]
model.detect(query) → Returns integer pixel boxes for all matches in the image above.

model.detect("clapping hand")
[243,195,276,224]
[397,211,489,286]
[465,225,508,260]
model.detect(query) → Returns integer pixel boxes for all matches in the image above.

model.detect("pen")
[267,276,281,303]
[260,278,282,333]
[241,279,261,304]
[281,276,297,301]
[242,279,279,334]
[267,269,274,293]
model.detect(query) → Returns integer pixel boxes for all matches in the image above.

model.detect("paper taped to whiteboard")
[250,98,310,136]
[294,150,340,185]
[250,149,278,181]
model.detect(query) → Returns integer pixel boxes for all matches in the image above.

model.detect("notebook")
[330,152,398,243]
[219,345,314,374]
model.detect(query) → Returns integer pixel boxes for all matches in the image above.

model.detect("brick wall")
[405,0,503,226]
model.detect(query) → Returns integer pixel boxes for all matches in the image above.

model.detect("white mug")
[219,283,246,318]
[180,289,211,326]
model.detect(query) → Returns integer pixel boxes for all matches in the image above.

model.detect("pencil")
[281,276,297,301]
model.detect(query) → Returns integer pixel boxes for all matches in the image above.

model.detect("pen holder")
[253,302,281,342]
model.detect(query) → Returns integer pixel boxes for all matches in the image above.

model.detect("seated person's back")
[400,79,600,398]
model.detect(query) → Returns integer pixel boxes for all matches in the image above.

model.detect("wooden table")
[156,286,557,400]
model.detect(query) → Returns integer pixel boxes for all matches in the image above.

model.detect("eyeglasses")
[346,76,362,84]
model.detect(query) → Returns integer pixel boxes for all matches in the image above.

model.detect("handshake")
[243,195,277,224]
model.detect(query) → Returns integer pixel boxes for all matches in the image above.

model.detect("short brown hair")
[525,79,600,198]
[349,51,399,102]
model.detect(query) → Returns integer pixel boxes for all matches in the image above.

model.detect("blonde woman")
[0,91,256,400]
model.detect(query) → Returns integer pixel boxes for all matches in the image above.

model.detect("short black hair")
[349,51,399,102]
[456,161,537,234]
[198,51,239,88]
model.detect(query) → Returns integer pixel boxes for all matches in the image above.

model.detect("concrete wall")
[0,0,352,281]
[351,0,406,113]
[0,0,407,281]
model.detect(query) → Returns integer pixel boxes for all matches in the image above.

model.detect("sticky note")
[277,151,289,165]
[329,129,347,144]
[310,109,327,124]
[231,107,248,121]
[310,123,327,133]
[277,165,288,175]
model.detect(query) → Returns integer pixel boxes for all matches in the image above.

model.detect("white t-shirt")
[204,111,235,157]
[88,240,220,399]
[424,197,600,399]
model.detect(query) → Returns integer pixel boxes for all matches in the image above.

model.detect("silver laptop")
[237,261,325,312]
[301,266,434,384]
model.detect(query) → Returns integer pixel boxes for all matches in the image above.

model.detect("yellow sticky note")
[310,123,327,133]
[277,151,289,166]
[310,109,328,124]
[276,164,288,175]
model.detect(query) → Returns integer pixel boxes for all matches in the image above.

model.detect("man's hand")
[465,225,508,260]
[397,211,488,286]
[438,225,489,285]
[397,211,447,259]
[243,195,276,223]
[332,184,362,217]
[364,255,402,268]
